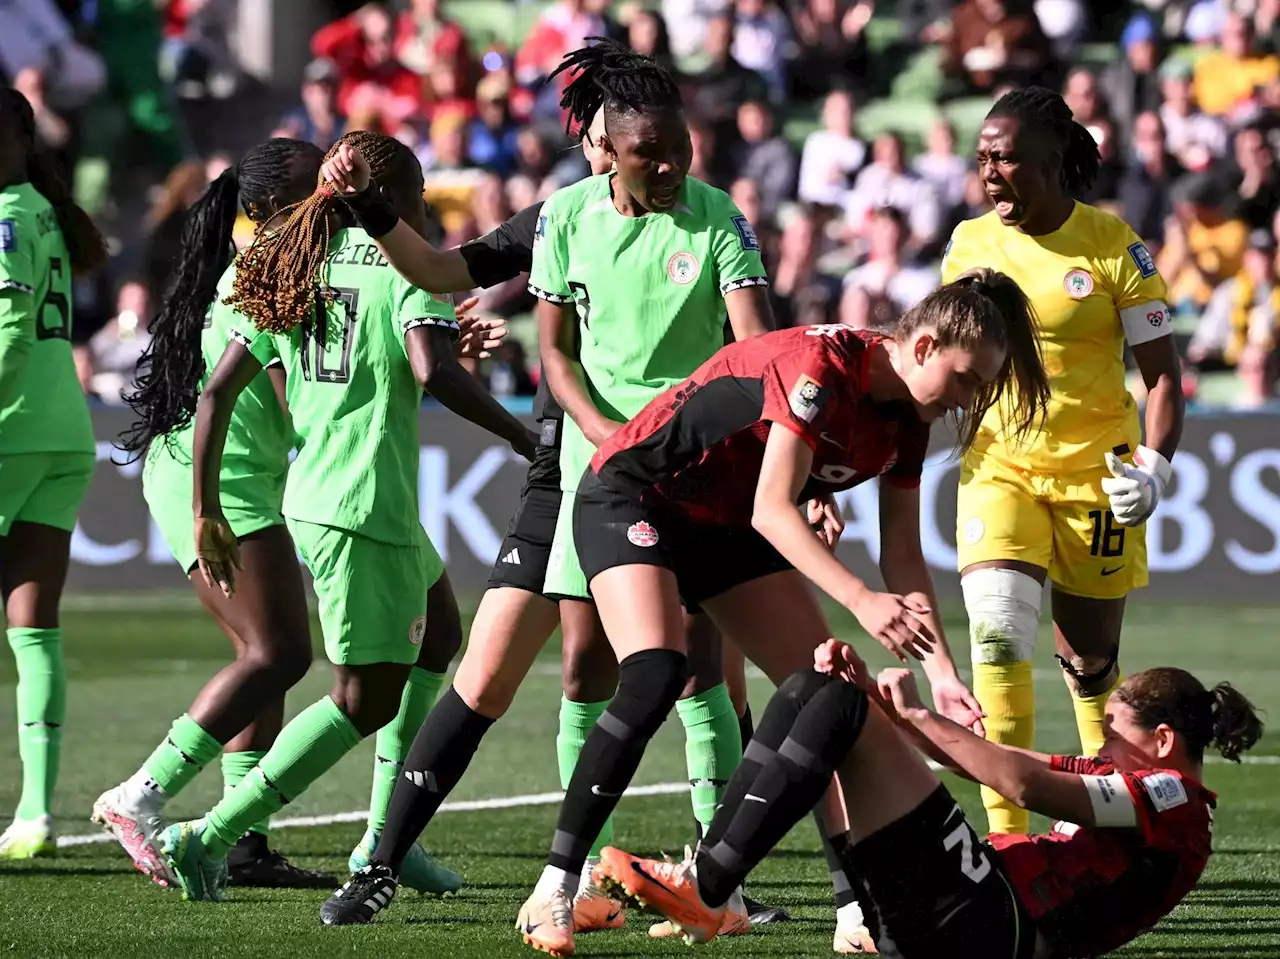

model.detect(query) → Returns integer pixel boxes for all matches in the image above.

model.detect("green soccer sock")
[369,667,445,832]
[676,682,742,834]
[8,628,67,821]
[201,697,362,858]
[557,696,614,857]
[140,713,223,800]
[221,751,270,837]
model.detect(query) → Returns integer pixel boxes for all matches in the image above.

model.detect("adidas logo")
[403,769,439,792]
[502,548,521,565]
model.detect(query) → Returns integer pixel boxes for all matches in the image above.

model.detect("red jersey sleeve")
[1050,755,1115,776]
[760,344,841,450]
[883,413,929,488]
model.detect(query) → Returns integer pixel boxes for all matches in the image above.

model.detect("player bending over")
[155,130,534,901]
[600,650,1261,958]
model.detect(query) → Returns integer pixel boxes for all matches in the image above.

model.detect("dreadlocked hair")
[227,130,414,335]
[118,139,325,458]
[987,85,1100,198]
[1,88,106,273]
[549,37,683,143]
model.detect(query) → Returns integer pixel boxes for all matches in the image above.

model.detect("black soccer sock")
[700,669,836,852]
[817,815,858,909]
[371,687,495,871]
[738,703,754,752]
[697,676,869,909]
[547,649,687,874]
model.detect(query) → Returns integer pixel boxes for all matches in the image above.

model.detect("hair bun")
[969,279,992,298]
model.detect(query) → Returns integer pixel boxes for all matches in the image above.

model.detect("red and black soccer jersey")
[990,756,1217,957]
[590,325,931,527]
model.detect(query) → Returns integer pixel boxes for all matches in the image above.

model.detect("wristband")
[339,184,399,238]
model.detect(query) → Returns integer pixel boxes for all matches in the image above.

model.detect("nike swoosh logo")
[523,921,541,934]
[745,794,767,803]
[606,909,621,923]
[819,432,842,446]
[591,784,622,797]
[631,861,678,898]
[1101,565,1125,576]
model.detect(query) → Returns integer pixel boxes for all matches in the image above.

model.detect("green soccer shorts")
[142,450,283,574]
[0,452,95,536]
[543,490,591,601]
[288,518,444,666]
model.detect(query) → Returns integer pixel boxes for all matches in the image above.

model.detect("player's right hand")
[194,515,242,598]
[847,589,934,663]
[513,428,539,463]
[585,417,622,449]
[321,143,371,195]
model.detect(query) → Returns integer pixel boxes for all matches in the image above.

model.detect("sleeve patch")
[1083,773,1139,828]
[1128,241,1158,279]
[788,374,827,423]
[1140,772,1189,812]
[731,215,760,251]
[534,214,548,245]
[0,221,15,253]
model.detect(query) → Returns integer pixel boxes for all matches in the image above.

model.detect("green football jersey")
[0,182,92,455]
[145,263,290,516]
[234,227,458,545]
[528,174,767,491]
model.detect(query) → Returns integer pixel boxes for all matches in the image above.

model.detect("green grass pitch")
[2,595,1278,957]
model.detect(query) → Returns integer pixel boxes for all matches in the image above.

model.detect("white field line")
[57,756,1280,849]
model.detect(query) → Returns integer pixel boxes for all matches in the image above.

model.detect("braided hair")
[549,37,683,144]
[227,131,420,335]
[986,86,1100,198]
[119,138,325,458]
[0,88,106,273]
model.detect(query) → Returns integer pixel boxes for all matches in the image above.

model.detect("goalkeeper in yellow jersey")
[941,86,1185,836]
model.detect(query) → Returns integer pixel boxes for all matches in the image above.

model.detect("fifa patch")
[788,374,827,424]
[627,521,659,547]
[0,220,14,253]
[409,615,426,646]
[1063,269,1094,299]
[534,214,548,244]
[941,236,953,266]
[667,251,700,285]
[1140,772,1188,812]
[731,215,759,251]
[1128,241,1158,278]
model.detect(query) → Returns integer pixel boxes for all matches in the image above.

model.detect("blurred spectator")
[731,99,798,220]
[797,89,866,210]
[1034,0,1087,58]
[1258,0,1280,56]
[1158,175,1250,312]
[12,68,71,174]
[688,115,723,186]
[138,160,209,309]
[486,341,538,397]
[912,118,968,215]
[732,0,793,103]
[845,132,942,254]
[394,0,474,97]
[771,207,842,326]
[840,205,937,329]
[0,0,106,110]
[685,12,770,174]
[275,58,348,151]
[1064,68,1121,202]
[1102,15,1164,151]
[517,0,619,117]
[626,7,678,73]
[513,125,588,198]
[87,281,152,404]
[161,0,238,97]
[312,3,423,132]
[1120,112,1181,249]
[467,73,521,176]
[941,0,1055,97]
[731,177,780,263]
[788,0,872,101]
[663,0,731,63]
[1160,59,1229,173]
[1193,12,1280,117]
[420,110,487,243]
[1187,227,1280,404]
[1213,124,1280,231]
[421,56,477,121]
[956,170,993,223]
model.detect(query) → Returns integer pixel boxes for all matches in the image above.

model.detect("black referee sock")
[547,649,687,874]
[738,703,754,752]
[697,676,869,909]
[371,687,494,871]
[818,816,858,910]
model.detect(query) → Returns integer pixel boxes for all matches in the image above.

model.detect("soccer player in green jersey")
[153,130,535,902]
[0,89,107,860]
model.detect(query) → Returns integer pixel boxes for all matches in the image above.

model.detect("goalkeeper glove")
[1101,445,1172,527]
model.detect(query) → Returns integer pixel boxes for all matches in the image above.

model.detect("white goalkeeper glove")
[1101,445,1172,527]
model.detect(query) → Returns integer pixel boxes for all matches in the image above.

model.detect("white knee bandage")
[962,568,1043,666]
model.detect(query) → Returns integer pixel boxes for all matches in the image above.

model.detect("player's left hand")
[814,638,868,686]
[321,143,371,194]
[194,515,242,598]
[454,297,508,359]
[1101,445,1172,527]
[807,495,845,550]
[877,668,928,719]
[930,676,987,738]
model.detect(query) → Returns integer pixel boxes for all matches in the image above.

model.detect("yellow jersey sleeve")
[1096,220,1173,347]
[939,220,977,285]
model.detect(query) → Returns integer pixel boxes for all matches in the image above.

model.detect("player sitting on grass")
[157,130,535,901]
[598,652,1261,958]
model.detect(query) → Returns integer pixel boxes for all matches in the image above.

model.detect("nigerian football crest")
[1063,269,1094,299]
[667,251,700,285]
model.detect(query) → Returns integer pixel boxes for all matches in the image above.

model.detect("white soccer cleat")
[833,921,878,954]
[92,784,175,886]
[0,814,56,860]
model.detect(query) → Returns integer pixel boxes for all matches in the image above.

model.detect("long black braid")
[986,85,1101,198]
[119,138,324,458]
[548,37,683,142]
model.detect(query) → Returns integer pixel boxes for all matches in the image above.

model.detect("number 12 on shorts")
[1087,509,1125,558]
[944,814,992,884]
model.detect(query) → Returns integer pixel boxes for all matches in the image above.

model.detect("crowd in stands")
[6,0,1280,406]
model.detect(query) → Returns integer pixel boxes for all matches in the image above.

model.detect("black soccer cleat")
[744,893,791,925]
[226,832,337,889]
[320,864,399,926]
